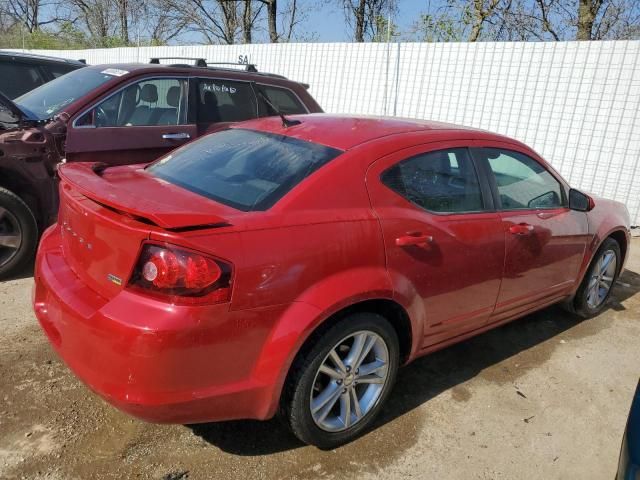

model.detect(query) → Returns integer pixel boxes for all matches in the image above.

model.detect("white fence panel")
[12,41,640,224]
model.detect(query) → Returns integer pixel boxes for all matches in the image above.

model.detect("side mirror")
[569,188,595,212]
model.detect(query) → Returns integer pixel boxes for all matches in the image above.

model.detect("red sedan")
[33,115,631,448]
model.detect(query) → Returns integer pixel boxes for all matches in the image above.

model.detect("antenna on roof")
[255,88,301,128]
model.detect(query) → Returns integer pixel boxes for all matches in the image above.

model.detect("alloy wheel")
[310,330,390,432]
[586,249,617,309]
[0,206,22,269]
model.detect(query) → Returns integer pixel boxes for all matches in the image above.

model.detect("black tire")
[0,187,38,279]
[572,237,621,319]
[281,312,399,449]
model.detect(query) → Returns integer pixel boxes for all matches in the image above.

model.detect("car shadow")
[187,268,640,456]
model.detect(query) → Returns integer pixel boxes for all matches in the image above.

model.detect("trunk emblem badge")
[107,274,123,286]
[61,221,93,250]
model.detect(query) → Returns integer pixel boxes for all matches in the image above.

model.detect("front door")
[65,76,196,165]
[367,143,505,349]
[471,146,589,316]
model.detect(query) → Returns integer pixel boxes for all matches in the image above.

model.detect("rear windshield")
[147,129,342,211]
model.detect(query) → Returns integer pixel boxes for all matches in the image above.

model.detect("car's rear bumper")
[33,226,292,424]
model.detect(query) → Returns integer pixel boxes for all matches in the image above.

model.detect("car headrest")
[122,84,140,104]
[140,84,158,103]
[166,86,180,107]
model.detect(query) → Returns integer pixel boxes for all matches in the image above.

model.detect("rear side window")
[257,85,307,116]
[197,79,257,123]
[147,129,342,211]
[381,148,484,213]
[0,61,45,98]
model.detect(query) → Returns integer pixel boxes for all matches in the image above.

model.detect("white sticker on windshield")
[101,68,129,77]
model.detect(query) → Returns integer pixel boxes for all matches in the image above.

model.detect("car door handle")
[162,132,191,140]
[396,232,433,247]
[509,223,535,235]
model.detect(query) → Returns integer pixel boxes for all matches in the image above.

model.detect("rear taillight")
[128,243,232,305]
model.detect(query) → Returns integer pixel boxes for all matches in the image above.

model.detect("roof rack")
[147,57,291,82]
[206,62,258,73]
[150,57,208,67]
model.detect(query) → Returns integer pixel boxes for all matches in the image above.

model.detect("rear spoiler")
[59,163,229,230]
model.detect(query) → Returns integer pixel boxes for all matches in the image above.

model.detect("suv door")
[471,146,589,316]
[367,143,505,349]
[65,76,195,165]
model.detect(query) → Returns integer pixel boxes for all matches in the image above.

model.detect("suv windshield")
[148,129,342,211]
[14,68,118,120]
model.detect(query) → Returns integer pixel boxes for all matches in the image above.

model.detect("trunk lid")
[57,163,236,298]
[58,163,233,229]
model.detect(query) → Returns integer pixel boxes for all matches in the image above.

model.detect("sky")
[171,0,434,44]
[302,0,427,42]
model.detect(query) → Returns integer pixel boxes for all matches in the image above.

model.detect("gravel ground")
[1,238,639,480]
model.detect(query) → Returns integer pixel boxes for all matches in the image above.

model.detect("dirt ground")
[1,238,639,480]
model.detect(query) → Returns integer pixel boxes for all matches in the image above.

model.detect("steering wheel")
[94,106,109,127]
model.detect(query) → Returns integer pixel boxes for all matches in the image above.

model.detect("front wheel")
[281,313,399,449]
[572,237,621,318]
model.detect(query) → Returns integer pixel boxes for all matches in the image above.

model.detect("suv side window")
[196,79,257,123]
[381,148,484,213]
[46,64,78,79]
[478,148,564,210]
[76,78,188,127]
[0,61,45,98]
[257,85,307,116]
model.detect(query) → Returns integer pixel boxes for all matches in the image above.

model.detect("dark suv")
[0,59,322,277]
[0,51,85,98]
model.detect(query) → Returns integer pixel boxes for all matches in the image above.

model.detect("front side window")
[381,148,484,213]
[147,128,342,211]
[76,78,188,127]
[479,148,563,210]
[257,85,307,116]
[196,79,257,123]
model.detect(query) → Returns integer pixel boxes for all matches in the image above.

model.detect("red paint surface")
[34,115,631,423]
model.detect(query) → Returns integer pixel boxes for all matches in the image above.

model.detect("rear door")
[471,145,589,316]
[65,75,195,165]
[367,142,505,348]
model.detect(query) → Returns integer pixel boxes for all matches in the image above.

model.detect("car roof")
[234,114,515,151]
[82,63,302,85]
[0,50,85,66]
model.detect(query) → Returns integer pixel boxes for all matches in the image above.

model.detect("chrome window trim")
[71,75,191,129]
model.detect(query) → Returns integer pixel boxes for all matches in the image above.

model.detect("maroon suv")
[0,60,322,277]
